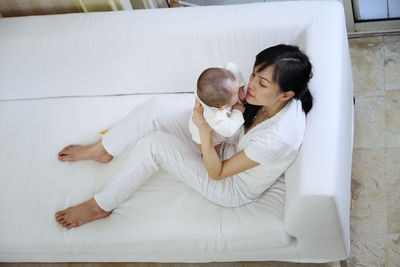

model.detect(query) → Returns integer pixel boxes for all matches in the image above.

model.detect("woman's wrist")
[198,123,213,135]
[199,126,212,145]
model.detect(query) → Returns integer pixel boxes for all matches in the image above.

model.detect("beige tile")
[101,264,130,267]
[387,233,400,267]
[69,264,92,267]
[349,36,385,93]
[349,36,384,44]
[384,35,400,43]
[384,40,400,90]
[200,263,243,267]
[0,264,41,267]
[46,265,72,267]
[386,90,400,147]
[386,147,400,234]
[347,239,387,267]
[243,262,332,267]
[351,148,386,241]
[174,264,202,267]
[354,91,385,148]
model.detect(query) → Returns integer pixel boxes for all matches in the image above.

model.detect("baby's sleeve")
[188,111,201,144]
[211,109,244,138]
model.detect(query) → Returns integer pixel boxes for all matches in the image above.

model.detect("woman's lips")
[246,91,254,97]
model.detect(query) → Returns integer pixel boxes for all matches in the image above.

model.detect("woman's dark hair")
[243,44,313,128]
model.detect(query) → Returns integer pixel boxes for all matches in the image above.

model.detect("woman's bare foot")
[58,140,113,163]
[55,198,112,229]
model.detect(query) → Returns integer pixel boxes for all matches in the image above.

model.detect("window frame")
[343,0,400,34]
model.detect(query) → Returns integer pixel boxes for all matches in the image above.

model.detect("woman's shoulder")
[275,99,306,149]
[249,99,305,149]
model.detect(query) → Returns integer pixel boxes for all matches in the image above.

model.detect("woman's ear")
[281,90,295,101]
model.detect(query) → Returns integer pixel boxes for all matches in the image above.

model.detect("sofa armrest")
[284,1,354,261]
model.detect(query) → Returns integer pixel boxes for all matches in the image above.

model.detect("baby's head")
[197,68,239,109]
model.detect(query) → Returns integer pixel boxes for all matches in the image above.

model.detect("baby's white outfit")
[188,62,247,145]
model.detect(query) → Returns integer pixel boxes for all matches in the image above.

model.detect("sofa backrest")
[283,1,353,257]
[2,1,321,100]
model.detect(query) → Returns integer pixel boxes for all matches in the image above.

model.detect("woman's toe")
[59,147,69,154]
[59,145,74,155]
[59,154,73,162]
[55,210,65,217]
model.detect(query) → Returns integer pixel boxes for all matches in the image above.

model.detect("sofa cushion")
[0,94,293,262]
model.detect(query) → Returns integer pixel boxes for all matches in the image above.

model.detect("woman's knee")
[135,131,189,164]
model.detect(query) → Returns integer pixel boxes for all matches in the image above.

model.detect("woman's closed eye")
[251,72,267,88]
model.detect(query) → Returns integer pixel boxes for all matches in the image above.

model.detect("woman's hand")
[192,99,212,134]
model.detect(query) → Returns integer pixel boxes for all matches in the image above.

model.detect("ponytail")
[295,88,313,115]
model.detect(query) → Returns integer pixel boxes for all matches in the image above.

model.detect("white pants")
[94,96,253,211]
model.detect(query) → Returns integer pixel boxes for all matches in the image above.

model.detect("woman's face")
[245,65,283,106]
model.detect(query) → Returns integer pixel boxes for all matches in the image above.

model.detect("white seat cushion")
[0,94,293,262]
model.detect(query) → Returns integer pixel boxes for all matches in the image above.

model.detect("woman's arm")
[193,99,259,180]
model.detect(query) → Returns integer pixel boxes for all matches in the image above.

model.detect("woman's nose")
[247,80,255,91]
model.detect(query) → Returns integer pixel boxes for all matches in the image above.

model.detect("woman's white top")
[189,62,246,145]
[222,99,306,199]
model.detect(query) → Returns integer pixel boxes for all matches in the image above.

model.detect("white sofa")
[0,1,353,263]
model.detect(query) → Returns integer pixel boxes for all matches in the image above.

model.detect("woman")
[55,44,313,229]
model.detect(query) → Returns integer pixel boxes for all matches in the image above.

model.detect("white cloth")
[188,62,246,145]
[95,97,254,211]
[222,99,306,199]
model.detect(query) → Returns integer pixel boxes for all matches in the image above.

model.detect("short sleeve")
[244,133,287,165]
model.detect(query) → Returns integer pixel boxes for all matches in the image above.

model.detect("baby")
[189,63,246,151]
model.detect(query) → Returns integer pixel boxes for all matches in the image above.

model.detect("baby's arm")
[212,109,244,138]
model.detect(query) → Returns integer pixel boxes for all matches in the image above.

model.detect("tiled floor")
[348,34,400,267]
[2,35,398,267]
